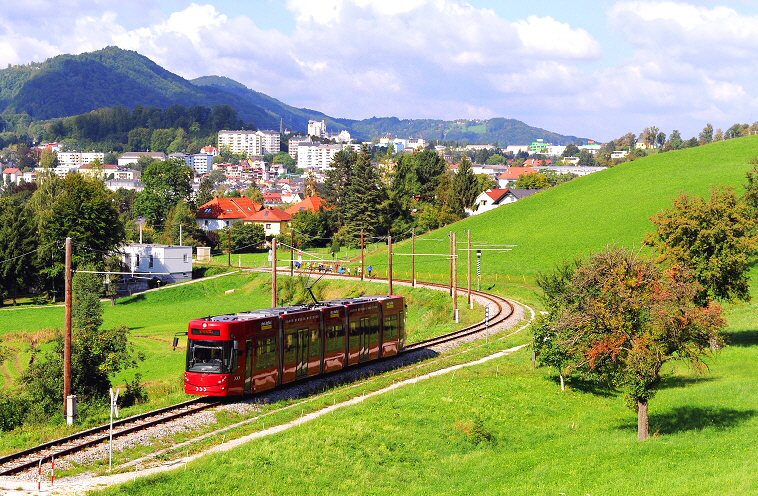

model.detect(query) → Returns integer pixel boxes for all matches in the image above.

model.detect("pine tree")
[451,155,478,215]
[342,145,387,244]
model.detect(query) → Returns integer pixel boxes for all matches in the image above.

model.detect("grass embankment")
[0,270,482,453]
[96,137,758,494]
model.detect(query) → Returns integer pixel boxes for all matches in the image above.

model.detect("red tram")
[183,295,406,396]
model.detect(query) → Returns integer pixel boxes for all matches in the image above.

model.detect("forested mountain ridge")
[191,75,356,136]
[0,46,277,127]
[0,46,589,145]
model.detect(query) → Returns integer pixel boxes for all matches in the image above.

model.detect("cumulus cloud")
[6,0,758,140]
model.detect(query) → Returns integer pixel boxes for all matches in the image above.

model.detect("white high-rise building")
[218,130,280,155]
[308,120,326,138]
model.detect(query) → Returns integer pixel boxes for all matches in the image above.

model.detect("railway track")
[0,397,220,476]
[0,276,518,478]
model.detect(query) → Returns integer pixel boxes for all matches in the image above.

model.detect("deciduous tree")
[533,247,725,441]
[645,186,757,305]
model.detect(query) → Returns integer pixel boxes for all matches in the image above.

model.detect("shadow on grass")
[657,375,716,390]
[618,406,758,435]
[558,376,619,398]
[724,329,758,347]
[117,294,146,305]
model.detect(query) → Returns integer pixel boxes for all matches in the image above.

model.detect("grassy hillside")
[94,137,758,495]
[378,136,758,302]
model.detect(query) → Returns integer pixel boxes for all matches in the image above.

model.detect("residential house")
[467,188,509,215]
[120,243,192,291]
[118,152,166,167]
[195,196,261,230]
[2,167,21,185]
[496,167,537,188]
[249,207,291,237]
[284,196,327,216]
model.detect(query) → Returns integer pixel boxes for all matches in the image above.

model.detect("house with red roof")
[497,167,537,188]
[249,207,291,236]
[284,196,327,216]
[466,188,544,216]
[195,197,261,230]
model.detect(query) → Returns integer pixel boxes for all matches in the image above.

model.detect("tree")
[134,158,193,230]
[321,149,356,228]
[31,172,125,298]
[20,268,142,423]
[290,210,329,248]
[669,130,682,150]
[562,144,580,157]
[577,149,595,166]
[533,247,725,441]
[244,185,264,204]
[39,148,59,168]
[656,131,666,148]
[515,172,549,189]
[161,201,205,247]
[0,193,38,305]
[485,153,507,165]
[229,222,265,252]
[645,186,757,305]
[451,155,479,214]
[699,124,714,145]
[341,145,387,244]
[414,149,447,203]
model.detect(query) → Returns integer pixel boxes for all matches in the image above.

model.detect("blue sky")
[3,0,758,141]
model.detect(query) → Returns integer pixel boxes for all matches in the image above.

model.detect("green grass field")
[93,137,758,494]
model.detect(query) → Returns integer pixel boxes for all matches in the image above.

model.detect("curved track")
[0,398,220,476]
[0,275,518,477]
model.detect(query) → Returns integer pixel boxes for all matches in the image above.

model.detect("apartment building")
[218,130,281,156]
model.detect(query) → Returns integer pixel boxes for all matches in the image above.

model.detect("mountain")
[0,46,589,145]
[191,76,586,145]
[0,46,278,128]
[191,75,356,136]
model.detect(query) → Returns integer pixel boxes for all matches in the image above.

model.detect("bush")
[0,393,29,431]
[119,373,149,408]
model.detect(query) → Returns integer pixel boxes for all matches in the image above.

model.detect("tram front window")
[187,340,234,373]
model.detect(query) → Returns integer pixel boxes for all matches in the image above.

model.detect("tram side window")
[369,315,379,342]
[256,338,277,371]
[349,320,360,349]
[384,314,397,340]
[327,324,345,353]
[284,333,296,365]
[310,328,320,359]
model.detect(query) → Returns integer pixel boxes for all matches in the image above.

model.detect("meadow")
[95,136,758,494]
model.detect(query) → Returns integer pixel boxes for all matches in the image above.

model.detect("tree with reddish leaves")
[533,247,725,441]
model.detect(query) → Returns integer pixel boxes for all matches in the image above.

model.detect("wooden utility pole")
[388,235,393,295]
[360,229,365,281]
[63,237,72,416]
[227,226,231,267]
[448,232,453,296]
[467,229,472,306]
[411,229,415,287]
[452,231,457,321]
[271,238,277,307]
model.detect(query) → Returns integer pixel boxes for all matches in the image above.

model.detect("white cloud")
[514,15,601,59]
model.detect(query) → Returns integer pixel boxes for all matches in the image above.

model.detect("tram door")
[244,339,253,394]
[359,317,370,362]
[295,328,309,379]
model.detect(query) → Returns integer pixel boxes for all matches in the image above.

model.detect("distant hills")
[0,46,588,145]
